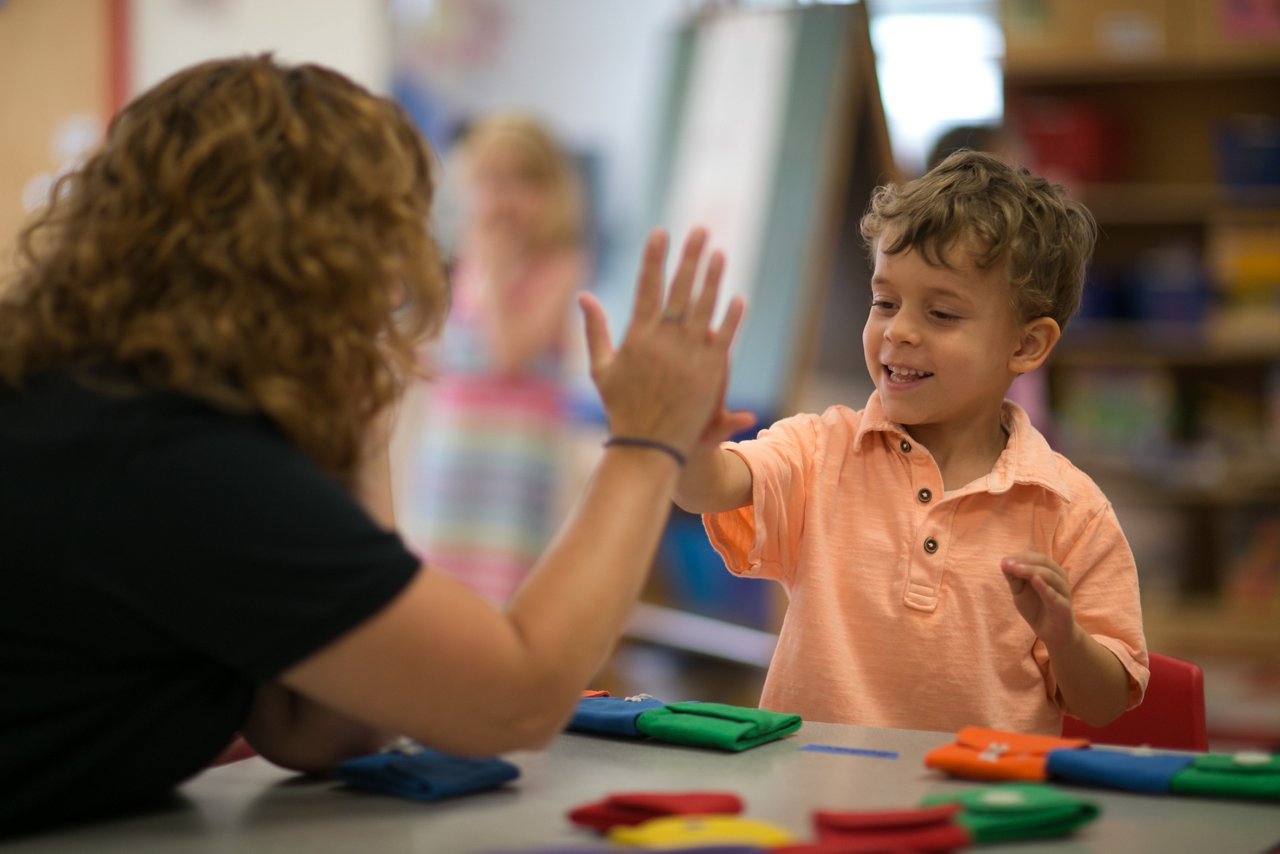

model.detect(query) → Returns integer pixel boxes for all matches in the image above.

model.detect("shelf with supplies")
[1045,318,1279,596]
[1051,318,1280,367]
[1001,0,1280,78]
[1143,599,1280,660]
[1069,183,1280,227]
[1003,1,1280,626]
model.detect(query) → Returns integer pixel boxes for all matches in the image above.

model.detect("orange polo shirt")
[705,393,1148,735]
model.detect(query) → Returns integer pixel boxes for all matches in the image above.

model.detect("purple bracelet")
[603,436,687,467]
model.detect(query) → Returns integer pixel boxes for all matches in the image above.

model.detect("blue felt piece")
[567,696,667,738]
[1046,747,1196,795]
[336,748,519,802]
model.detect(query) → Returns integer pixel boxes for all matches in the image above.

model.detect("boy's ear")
[1009,317,1061,374]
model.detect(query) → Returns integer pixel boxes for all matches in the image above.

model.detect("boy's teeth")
[889,366,930,377]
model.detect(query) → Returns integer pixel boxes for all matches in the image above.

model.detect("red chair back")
[1062,652,1208,752]
[210,734,258,766]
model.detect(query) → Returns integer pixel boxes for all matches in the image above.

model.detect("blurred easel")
[624,1,898,662]
[645,0,898,424]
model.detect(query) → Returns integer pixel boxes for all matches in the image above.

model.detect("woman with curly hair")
[0,55,747,836]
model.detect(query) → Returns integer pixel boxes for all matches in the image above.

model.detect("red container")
[1012,98,1128,184]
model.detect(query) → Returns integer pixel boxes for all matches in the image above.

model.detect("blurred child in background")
[397,114,589,603]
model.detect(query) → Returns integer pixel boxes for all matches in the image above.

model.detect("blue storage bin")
[657,512,770,629]
[1217,115,1280,191]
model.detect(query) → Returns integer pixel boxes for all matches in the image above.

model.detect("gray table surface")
[4,721,1278,853]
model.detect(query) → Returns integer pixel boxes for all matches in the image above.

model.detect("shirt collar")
[853,390,1072,501]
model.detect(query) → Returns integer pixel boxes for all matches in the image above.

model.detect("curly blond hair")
[860,149,1097,329]
[0,55,448,483]
[458,112,584,250]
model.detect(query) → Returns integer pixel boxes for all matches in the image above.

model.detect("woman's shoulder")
[5,369,288,456]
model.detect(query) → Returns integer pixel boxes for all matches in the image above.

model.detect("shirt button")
[917,488,932,503]
[899,439,912,453]
[924,536,939,554]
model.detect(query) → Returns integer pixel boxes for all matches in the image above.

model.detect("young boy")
[676,151,1148,736]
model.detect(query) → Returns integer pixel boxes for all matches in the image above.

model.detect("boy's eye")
[870,298,896,311]
[930,310,959,321]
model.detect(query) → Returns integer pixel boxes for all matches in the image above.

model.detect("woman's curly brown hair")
[860,149,1097,330]
[0,54,448,484]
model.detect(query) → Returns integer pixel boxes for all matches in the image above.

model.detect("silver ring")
[661,310,685,323]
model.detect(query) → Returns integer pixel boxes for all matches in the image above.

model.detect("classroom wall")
[0,0,392,270]
[390,0,688,253]
[3,0,705,296]
[0,0,110,265]
[130,0,390,94]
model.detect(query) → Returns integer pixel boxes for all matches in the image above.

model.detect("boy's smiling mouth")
[885,364,933,383]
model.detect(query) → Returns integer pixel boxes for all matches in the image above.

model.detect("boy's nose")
[884,312,921,345]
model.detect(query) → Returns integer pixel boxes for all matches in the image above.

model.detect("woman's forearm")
[500,446,682,731]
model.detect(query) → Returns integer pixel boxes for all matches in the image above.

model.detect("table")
[4,722,1277,853]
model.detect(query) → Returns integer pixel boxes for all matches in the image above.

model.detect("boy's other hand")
[697,373,756,447]
[1000,552,1075,647]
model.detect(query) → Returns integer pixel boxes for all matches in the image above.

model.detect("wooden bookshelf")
[1003,0,1280,625]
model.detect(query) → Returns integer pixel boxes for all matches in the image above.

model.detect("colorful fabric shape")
[1046,747,1195,794]
[568,695,667,738]
[634,702,802,752]
[775,837,962,854]
[1170,751,1280,801]
[924,726,1089,782]
[567,791,745,832]
[811,803,971,852]
[608,814,794,847]
[581,689,611,698]
[921,783,1099,844]
[335,747,519,802]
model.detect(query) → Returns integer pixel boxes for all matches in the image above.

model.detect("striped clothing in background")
[399,255,579,604]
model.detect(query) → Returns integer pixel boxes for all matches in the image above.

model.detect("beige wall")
[0,0,109,271]
[1,0,392,275]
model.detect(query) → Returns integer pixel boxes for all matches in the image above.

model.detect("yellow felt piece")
[608,813,794,847]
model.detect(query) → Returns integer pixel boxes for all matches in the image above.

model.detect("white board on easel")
[641,1,897,420]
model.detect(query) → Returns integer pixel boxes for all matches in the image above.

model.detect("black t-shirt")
[0,372,420,836]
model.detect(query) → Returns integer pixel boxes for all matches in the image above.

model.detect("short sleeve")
[703,413,821,584]
[74,421,420,680]
[1036,500,1150,714]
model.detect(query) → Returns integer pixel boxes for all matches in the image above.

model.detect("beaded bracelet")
[603,436,687,467]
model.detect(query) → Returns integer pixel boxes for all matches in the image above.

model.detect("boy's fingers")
[1000,561,1029,590]
[1003,572,1027,595]
[713,296,746,350]
[725,410,757,434]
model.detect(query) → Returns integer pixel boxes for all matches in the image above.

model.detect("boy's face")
[863,234,1024,439]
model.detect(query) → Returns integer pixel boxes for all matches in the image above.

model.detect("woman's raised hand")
[578,227,745,456]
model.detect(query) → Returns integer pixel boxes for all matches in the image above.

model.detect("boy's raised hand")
[1000,552,1076,647]
[578,227,746,457]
